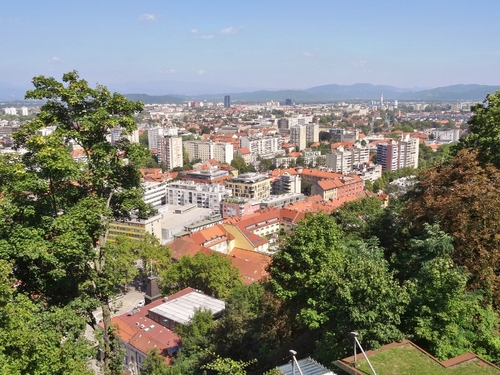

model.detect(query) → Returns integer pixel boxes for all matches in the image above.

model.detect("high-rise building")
[285,99,292,106]
[158,136,183,171]
[376,135,419,171]
[224,95,231,108]
[290,125,307,151]
[305,123,319,143]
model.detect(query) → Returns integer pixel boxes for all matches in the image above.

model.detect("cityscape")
[2,1,500,375]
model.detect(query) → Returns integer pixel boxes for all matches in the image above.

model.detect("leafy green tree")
[332,197,385,240]
[139,131,149,147]
[399,224,500,361]
[270,213,409,362]
[0,260,92,375]
[162,252,243,300]
[454,91,500,167]
[1,71,152,374]
[230,156,254,174]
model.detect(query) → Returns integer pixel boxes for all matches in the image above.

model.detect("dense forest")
[2,72,500,375]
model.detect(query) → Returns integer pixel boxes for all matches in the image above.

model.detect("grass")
[352,344,500,375]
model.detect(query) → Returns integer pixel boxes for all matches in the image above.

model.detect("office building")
[224,95,231,108]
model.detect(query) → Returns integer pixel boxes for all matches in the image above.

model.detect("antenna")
[350,332,377,375]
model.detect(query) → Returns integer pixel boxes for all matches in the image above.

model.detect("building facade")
[158,136,183,170]
[376,135,419,171]
[183,141,233,164]
[165,181,232,214]
[225,173,272,200]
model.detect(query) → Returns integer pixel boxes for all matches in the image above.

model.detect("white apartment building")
[148,127,178,151]
[3,107,17,115]
[290,125,307,150]
[20,107,29,116]
[326,144,370,174]
[240,135,284,162]
[142,181,167,207]
[158,136,183,171]
[165,181,232,214]
[423,128,460,142]
[109,127,139,145]
[305,123,319,143]
[183,141,233,164]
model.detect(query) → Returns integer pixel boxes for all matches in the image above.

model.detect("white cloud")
[201,34,214,40]
[351,59,368,68]
[220,26,237,34]
[48,56,62,63]
[197,70,207,75]
[139,13,157,22]
[169,69,176,73]
[303,52,314,57]
[191,28,199,34]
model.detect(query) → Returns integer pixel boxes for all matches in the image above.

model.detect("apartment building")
[225,173,272,200]
[165,181,232,214]
[326,144,370,174]
[376,135,419,171]
[142,181,167,207]
[290,125,307,150]
[305,123,320,143]
[183,141,233,164]
[271,172,301,194]
[157,135,183,170]
[240,135,284,162]
[147,127,178,150]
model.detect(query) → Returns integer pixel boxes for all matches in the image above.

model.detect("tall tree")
[1,71,152,374]
[405,149,500,309]
[455,90,500,167]
[269,212,409,362]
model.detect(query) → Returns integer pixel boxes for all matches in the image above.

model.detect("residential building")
[240,135,284,162]
[158,135,183,170]
[183,140,233,164]
[225,173,272,200]
[271,172,301,194]
[109,288,224,373]
[311,175,364,201]
[165,180,232,214]
[423,128,460,142]
[221,199,261,218]
[259,193,305,209]
[290,125,306,150]
[376,135,419,171]
[142,181,167,207]
[305,123,320,143]
[326,144,370,174]
[148,127,178,151]
[182,167,231,184]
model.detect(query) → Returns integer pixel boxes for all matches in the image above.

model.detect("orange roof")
[168,237,212,260]
[230,248,271,284]
[239,147,250,154]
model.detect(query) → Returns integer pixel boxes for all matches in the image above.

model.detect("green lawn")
[351,344,500,375]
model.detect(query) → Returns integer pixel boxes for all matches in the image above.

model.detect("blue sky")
[2,0,500,92]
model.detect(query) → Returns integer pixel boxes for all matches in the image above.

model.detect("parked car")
[137,299,145,307]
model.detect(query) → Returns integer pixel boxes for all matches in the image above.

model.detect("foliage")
[0,260,93,375]
[142,349,182,375]
[202,356,256,375]
[0,71,151,374]
[405,149,500,308]
[454,91,500,168]
[230,156,255,174]
[396,224,500,361]
[161,252,243,300]
[269,213,409,362]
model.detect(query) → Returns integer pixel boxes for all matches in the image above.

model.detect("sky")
[2,0,500,93]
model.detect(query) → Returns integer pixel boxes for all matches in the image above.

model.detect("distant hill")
[2,81,500,103]
[126,83,500,104]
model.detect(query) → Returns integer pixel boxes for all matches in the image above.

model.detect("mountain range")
[1,81,499,103]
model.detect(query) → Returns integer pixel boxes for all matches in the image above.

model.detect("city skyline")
[2,0,500,94]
